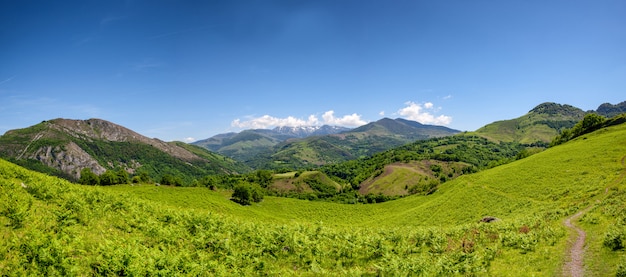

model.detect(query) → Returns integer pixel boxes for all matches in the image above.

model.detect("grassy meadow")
[1,123,626,275]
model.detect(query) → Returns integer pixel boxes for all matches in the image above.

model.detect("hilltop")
[596,100,626,117]
[473,102,585,144]
[473,101,626,144]
[0,118,249,183]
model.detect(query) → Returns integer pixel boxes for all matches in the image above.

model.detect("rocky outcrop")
[31,141,106,179]
[49,118,202,162]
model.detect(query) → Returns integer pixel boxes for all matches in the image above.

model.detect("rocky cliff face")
[32,141,106,179]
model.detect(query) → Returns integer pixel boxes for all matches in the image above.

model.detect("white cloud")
[321,110,367,126]
[232,110,367,129]
[397,101,452,125]
[379,111,385,116]
[231,115,314,129]
[183,137,196,143]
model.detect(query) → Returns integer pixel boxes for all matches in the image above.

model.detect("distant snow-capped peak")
[272,125,350,138]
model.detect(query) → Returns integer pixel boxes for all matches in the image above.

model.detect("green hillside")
[1,122,626,275]
[194,130,283,163]
[320,134,527,196]
[473,102,585,144]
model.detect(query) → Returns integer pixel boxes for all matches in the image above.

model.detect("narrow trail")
[17,132,43,160]
[562,155,626,276]
[562,208,590,277]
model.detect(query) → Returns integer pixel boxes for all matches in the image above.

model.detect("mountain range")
[192,125,351,165]
[193,117,460,168]
[0,101,624,184]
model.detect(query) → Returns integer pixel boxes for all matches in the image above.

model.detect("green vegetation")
[269,170,343,201]
[2,120,626,275]
[321,135,525,191]
[71,139,238,185]
[551,112,626,146]
[202,135,535,203]
[473,102,585,144]
[231,182,264,205]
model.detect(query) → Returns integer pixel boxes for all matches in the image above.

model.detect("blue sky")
[1,0,625,142]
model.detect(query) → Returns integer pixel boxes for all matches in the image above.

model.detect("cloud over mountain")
[397,101,452,125]
[231,110,367,129]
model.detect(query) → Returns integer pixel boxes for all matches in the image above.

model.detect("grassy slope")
[360,160,469,196]
[473,111,580,143]
[113,122,626,228]
[1,123,626,275]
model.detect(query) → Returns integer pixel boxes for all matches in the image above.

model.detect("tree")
[232,182,264,205]
[99,170,119,186]
[132,171,152,184]
[116,169,129,184]
[248,170,273,188]
[551,113,608,146]
[160,174,183,186]
[79,168,99,186]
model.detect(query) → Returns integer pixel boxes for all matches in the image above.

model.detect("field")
[358,160,469,196]
[1,123,626,275]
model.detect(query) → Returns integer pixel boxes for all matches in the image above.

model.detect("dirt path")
[562,155,626,276]
[562,208,589,277]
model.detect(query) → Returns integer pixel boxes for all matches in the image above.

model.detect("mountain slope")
[192,125,350,163]
[194,118,460,169]
[255,118,461,169]
[0,118,249,182]
[473,102,585,144]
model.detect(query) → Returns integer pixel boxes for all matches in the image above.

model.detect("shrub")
[160,174,183,186]
[79,168,99,185]
[99,170,119,186]
[232,182,264,205]
[603,227,624,251]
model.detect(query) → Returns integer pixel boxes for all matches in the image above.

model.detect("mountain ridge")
[0,118,249,182]
[194,118,461,168]
[472,102,586,144]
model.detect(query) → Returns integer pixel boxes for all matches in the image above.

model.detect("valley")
[1,101,626,275]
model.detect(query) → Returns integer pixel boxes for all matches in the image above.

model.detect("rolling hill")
[473,102,586,144]
[318,134,527,198]
[0,118,250,183]
[1,119,625,275]
[192,125,350,164]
